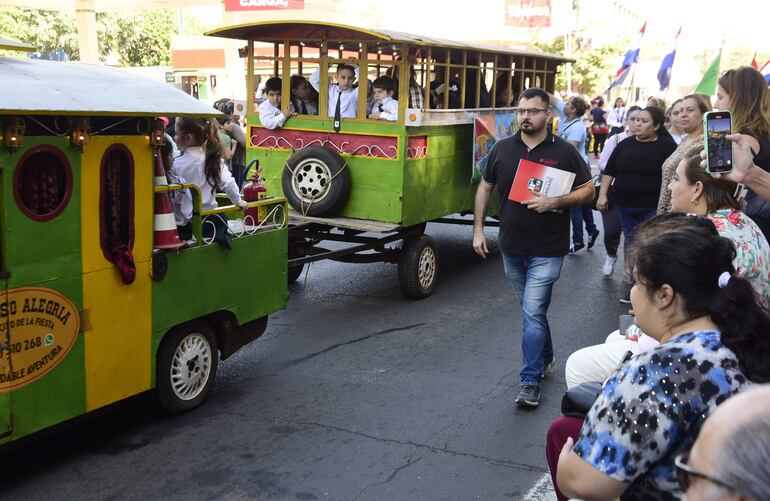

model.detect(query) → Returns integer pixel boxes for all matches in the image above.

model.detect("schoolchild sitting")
[368,76,398,121]
[159,137,192,231]
[258,77,296,130]
[172,117,248,247]
[310,63,358,118]
[290,75,318,116]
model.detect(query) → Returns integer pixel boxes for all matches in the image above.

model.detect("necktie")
[333,90,341,133]
[378,104,384,112]
[301,101,308,115]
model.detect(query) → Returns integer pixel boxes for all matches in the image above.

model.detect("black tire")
[398,234,438,299]
[282,146,351,216]
[155,320,219,415]
[288,263,305,283]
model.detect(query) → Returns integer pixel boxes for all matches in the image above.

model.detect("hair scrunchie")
[718,271,731,289]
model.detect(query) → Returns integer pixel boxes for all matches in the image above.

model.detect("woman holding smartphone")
[715,66,770,238]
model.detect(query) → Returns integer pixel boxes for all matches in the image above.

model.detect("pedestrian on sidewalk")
[551,93,600,253]
[473,88,593,408]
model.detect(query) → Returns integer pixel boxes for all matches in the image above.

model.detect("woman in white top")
[607,97,626,137]
[172,117,247,243]
[667,99,686,144]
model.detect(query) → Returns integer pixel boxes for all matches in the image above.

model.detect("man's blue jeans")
[501,253,565,387]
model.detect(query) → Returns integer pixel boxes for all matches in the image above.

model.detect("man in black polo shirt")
[473,88,593,407]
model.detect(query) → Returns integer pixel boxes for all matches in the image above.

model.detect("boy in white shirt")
[310,63,358,119]
[258,77,296,130]
[368,76,398,121]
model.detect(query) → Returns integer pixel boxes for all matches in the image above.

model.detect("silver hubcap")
[418,246,436,290]
[170,333,212,401]
[291,159,333,203]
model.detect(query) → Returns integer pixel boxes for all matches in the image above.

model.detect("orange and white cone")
[153,151,185,250]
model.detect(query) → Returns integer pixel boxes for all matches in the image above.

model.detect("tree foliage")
[535,36,625,96]
[0,7,177,66]
[0,7,80,59]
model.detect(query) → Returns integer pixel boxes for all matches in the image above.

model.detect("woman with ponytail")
[172,117,247,241]
[548,215,770,500]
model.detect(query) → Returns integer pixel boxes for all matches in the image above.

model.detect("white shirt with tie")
[310,66,359,118]
[374,96,398,121]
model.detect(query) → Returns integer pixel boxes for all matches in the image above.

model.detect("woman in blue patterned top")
[552,215,770,500]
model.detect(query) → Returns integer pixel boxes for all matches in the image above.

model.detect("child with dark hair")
[368,76,398,121]
[172,118,248,245]
[258,77,296,130]
[290,75,318,116]
[310,63,358,119]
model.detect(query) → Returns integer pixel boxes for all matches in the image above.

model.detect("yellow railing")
[154,183,287,246]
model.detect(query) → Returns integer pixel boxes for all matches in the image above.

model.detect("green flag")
[695,52,721,95]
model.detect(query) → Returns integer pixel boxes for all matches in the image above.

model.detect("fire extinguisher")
[243,159,267,223]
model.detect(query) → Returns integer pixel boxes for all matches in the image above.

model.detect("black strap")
[560,119,580,136]
[301,101,308,115]
[378,103,384,112]
[333,90,341,132]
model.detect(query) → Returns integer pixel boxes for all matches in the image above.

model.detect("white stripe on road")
[523,473,557,501]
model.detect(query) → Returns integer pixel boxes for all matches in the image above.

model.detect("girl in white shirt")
[172,117,247,242]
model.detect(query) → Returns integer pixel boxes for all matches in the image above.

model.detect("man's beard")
[520,121,544,135]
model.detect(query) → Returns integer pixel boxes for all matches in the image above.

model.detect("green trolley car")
[0,51,288,445]
[207,21,569,298]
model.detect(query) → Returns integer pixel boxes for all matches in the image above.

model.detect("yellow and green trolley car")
[0,52,288,445]
[207,21,569,298]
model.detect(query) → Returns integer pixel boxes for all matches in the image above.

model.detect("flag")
[751,52,759,69]
[607,21,646,91]
[761,60,770,86]
[657,27,681,91]
[694,52,721,95]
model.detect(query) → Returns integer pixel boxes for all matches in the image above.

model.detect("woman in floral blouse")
[562,147,770,392]
[551,216,770,500]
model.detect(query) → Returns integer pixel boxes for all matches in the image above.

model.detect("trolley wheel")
[155,320,219,415]
[282,146,351,216]
[398,234,438,299]
[288,262,305,284]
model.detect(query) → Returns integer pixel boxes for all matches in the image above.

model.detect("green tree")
[98,10,177,66]
[0,7,79,59]
[534,36,625,96]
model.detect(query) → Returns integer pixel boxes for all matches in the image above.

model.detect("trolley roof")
[205,21,572,63]
[0,57,220,117]
[0,37,36,52]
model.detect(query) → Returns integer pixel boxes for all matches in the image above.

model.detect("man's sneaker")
[515,385,540,407]
[587,228,600,250]
[569,243,585,254]
[602,255,617,277]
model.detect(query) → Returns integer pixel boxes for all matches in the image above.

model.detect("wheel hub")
[292,159,333,203]
[418,247,436,289]
[170,333,212,401]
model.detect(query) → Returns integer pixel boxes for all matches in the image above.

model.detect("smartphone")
[619,314,635,336]
[703,111,733,174]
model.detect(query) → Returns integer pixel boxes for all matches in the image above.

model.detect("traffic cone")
[153,151,185,250]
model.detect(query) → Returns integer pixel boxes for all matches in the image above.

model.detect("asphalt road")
[0,219,624,501]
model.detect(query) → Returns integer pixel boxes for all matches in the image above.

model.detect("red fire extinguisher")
[243,160,267,223]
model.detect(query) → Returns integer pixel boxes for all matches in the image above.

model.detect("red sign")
[224,0,304,11]
[504,0,551,27]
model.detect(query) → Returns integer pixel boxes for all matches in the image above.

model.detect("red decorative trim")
[249,128,399,159]
[407,136,428,159]
[13,145,74,222]
[99,144,136,263]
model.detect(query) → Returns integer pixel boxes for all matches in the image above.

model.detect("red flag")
[751,52,759,69]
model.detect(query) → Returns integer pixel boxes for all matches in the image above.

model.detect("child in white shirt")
[258,77,296,130]
[368,76,398,121]
[310,63,358,118]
